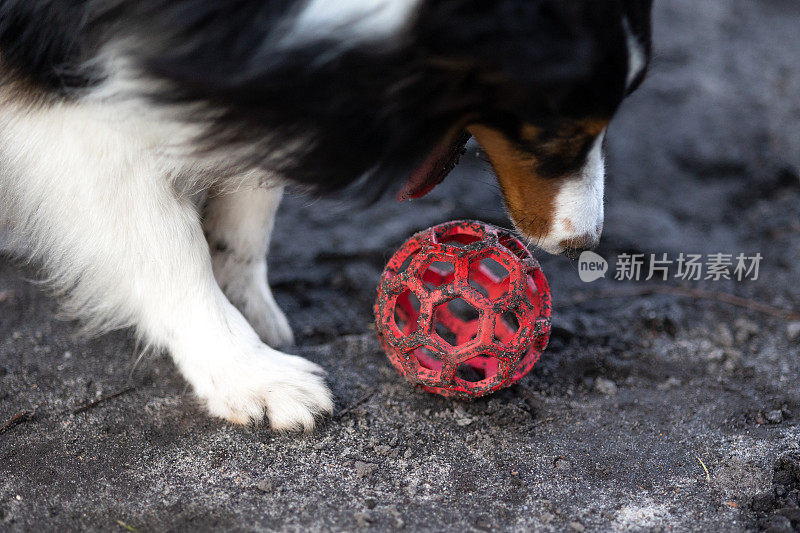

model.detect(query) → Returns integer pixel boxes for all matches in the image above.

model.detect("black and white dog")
[0,1,652,430]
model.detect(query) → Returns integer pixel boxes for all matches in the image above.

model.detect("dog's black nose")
[560,234,599,260]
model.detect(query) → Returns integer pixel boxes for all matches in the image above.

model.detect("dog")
[0,0,652,430]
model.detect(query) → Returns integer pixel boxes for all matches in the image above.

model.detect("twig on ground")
[696,456,711,482]
[336,386,378,419]
[0,386,137,431]
[72,386,136,415]
[0,410,35,434]
[559,285,800,321]
[116,519,140,532]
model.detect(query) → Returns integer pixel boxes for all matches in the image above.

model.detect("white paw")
[191,347,332,430]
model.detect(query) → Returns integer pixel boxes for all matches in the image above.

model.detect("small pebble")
[766,410,784,424]
[657,377,682,391]
[453,406,475,426]
[355,461,378,478]
[388,505,404,529]
[354,512,372,527]
[540,512,556,524]
[374,445,392,456]
[255,480,274,493]
[787,321,800,342]
[569,521,586,532]
[715,325,734,347]
[722,350,742,372]
[734,318,759,344]
[364,498,377,510]
[594,377,618,396]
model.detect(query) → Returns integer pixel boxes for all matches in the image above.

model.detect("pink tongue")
[397,142,453,201]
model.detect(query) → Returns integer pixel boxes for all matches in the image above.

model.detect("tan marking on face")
[520,123,543,143]
[580,118,609,137]
[468,124,561,241]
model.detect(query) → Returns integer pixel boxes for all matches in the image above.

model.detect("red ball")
[374,220,551,399]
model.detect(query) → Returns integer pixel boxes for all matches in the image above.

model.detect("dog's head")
[398,0,654,256]
[140,0,652,256]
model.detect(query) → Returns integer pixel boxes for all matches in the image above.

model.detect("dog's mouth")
[397,131,471,201]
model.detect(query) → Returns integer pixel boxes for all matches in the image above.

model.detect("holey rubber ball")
[374,220,551,399]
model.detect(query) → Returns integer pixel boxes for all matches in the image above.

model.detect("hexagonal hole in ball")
[468,257,510,299]
[456,355,501,384]
[432,299,478,348]
[493,310,520,345]
[433,297,480,349]
[420,260,455,290]
[413,346,443,373]
[393,289,421,335]
[448,297,479,323]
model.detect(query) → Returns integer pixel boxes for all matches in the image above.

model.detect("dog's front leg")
[203,185,294,349]
[141,193,331,429]
[127,189,331,428]
[128,188,331,428]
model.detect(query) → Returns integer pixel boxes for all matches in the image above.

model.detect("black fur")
[0,0,100,94]
[0,0,652,194]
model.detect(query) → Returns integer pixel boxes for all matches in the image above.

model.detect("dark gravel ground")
[2,1,800,531]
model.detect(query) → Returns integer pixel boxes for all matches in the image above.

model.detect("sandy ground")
[2,1,800,531]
